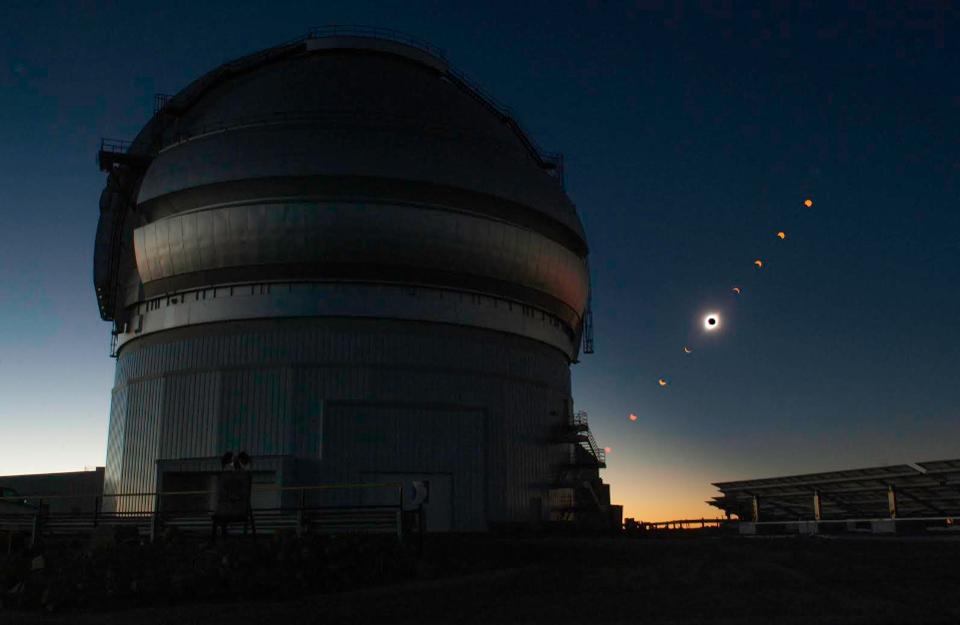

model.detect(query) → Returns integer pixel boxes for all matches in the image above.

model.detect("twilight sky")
[1,2,958,521]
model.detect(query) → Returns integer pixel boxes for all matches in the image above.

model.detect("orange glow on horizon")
[604,464,720,523]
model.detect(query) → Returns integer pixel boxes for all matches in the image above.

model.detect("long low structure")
[710,458,960,533]
[0,468,104,514]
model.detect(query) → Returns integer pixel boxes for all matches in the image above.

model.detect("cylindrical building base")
[105,318,572,530]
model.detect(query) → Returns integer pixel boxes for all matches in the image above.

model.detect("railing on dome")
[299,27,567,180]
[441,65,565,176]
[157,109,520,150]
[98,138,132,158]
[582,263,594,354]
[97,137,152,171]
[582,305,594,354]
[198,26,565,177]
[220,26,448,78]
[153,93,174,115]
[154,105,564,183]
[572,410,605,466]
[303,25,449,60]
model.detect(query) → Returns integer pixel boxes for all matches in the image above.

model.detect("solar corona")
[703,313,720,331]
[91,31,614,531]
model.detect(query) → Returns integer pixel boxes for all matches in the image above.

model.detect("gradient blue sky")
[1,2,958,520]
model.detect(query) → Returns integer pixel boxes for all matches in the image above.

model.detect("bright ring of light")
[703,313,720,331]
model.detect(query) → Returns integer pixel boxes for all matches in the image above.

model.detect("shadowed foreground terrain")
[4,534,960,624]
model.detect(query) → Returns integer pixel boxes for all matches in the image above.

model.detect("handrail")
[0,481,404,502]
[572,410,605,465]
[749,515,958,525]
[152,108,562,176]
[20,505,403,518]
[422,67,563,170]
[161,105,557,160]
[153,93,174,115]
[140,27,562,173]
[632,518,730,530]
[0,481,408,544]
[158,110,524,151]
[99,138,132,154]
[304,25,448,60]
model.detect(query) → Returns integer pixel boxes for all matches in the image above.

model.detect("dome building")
[94,29,611,530]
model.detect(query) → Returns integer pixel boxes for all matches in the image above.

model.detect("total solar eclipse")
[704,313,720,331]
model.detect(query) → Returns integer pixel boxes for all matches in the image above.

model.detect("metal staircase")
[571,411,605,467]
[548,409,620,528]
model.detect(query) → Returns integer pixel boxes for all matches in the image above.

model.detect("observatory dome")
[94,31,607,531]
[99,34,590,358]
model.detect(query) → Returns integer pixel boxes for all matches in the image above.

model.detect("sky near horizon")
[1,2,958,521]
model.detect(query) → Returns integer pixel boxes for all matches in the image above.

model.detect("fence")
[0,481,404,547]
[625,518,731,531]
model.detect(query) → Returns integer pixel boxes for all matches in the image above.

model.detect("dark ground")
[4,534,960,624]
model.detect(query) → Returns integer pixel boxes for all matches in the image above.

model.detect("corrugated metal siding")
[119,378,163,512]
[106,319,571,528]
[219,369,288,455]
[160,371,219,459]
[102,386,128,512]
[291,370,324,459]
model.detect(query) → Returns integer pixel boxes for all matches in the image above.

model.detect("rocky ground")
[3,532,960,624]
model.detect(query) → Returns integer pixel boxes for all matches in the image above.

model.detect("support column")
[870,484,899,534]
[813,490,822,521]
[751,494,760,522]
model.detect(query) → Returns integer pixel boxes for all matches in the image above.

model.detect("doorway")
[363,472,453,532]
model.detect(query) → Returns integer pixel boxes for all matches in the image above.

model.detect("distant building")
[0,468,104,515]
[710,459,960,533]
[92,29,614,530]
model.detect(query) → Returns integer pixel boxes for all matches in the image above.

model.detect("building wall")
[0,468,104,514]
[104,318,571,530]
